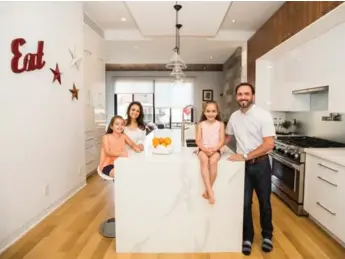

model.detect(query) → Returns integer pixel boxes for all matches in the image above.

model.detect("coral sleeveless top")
[99,134,127,170]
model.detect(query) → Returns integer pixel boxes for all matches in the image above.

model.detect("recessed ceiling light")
[134,46,139,49]
[121,17,126,22]
[232,19,236,23]
[209,56,213,59]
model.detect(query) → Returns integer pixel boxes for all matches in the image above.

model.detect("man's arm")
[224,117,233,145]
[224,134,232,146]
[247,136,274,160]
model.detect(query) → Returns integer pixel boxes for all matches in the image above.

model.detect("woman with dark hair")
[124,101,146,151]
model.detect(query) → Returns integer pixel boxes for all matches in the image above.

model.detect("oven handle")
[269,153,301,171]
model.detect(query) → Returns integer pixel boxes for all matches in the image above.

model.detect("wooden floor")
[1,174,345,259]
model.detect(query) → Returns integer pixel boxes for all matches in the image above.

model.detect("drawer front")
[305,154,345,240]
[304,172,338,235]
[306,154,342,185]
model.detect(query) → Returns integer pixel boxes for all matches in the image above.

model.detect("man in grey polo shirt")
[225,82,275,256]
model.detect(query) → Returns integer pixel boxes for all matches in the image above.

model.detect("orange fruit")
[152,137,160,148]
[159,138,165,144]
[164,137,172,146]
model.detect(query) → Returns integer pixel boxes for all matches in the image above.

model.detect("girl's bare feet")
[202,190,208,199]
[208,190,215,204]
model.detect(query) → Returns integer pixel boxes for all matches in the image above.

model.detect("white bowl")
[151,144,174,155]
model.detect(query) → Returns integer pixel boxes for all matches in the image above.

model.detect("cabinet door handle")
[317,176,337,187]
[316,202,336,216]
[318,163,338,172]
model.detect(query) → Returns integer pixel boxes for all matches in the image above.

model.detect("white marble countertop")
[114,128,245,253]
[304,148,345,167]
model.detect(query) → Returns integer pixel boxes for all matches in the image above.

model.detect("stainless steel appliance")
[270,136,345,216]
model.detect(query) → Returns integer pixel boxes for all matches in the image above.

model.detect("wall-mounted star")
[69,47,82,69]
[50,63,62,84]
[69,83,79,100]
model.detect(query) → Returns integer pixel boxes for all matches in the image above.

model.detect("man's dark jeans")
[243,156,273,242]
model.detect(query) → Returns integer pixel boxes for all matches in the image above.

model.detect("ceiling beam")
[106,63,223,72]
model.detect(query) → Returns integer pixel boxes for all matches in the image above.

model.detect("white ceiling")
[84,1,284,64]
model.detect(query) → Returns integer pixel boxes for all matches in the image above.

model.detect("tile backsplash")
[271,111,345,143]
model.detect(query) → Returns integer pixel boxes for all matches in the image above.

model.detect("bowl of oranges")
[151,135,173,155]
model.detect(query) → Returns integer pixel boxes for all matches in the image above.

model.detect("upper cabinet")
[255,9,345,113]
[247,1,344,86]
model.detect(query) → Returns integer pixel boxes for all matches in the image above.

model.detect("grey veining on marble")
[114,149,245,253]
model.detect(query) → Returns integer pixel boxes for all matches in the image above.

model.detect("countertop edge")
[304,148,345,167]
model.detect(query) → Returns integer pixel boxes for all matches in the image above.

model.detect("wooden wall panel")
[247,1,344,86]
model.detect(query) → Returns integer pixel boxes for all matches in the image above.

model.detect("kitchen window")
[114,78,195,128]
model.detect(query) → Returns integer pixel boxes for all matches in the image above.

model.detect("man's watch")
[242,153,248,160]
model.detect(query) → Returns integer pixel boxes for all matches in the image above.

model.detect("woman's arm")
[124,134,141,152]
[102,135,123,157]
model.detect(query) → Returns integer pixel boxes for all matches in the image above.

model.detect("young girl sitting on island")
[196,101,225,204]
[99,115,141,178]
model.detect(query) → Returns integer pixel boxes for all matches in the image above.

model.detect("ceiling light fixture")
[232,19,236,23]
[121,17,126,22]
[166,1,186,83]
[209,56,213,59]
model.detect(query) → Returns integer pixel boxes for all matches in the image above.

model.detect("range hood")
[292,85,329,94]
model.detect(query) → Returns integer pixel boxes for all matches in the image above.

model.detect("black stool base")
[99,218,116,238]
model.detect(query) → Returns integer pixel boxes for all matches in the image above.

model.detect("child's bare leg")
[198,151,212,201]
[209,152,221,186]
[207,152,220,204]
[109,168,115,178]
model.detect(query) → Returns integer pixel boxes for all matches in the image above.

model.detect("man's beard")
[237,99,253,108]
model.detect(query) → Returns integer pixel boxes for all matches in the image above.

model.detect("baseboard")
[0,181,87,254]
[86,168,97,179]
[308,215,345,248]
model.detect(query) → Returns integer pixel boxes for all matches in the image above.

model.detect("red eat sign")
[11,38,46,73]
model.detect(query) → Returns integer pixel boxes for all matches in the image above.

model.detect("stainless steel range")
[270,136,345,216]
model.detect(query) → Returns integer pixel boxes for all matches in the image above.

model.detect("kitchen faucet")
[181,104,197,147]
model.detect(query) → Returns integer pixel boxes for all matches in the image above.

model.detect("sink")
[185,138,197,147]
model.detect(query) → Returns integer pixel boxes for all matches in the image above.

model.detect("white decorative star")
[69,47,82,69]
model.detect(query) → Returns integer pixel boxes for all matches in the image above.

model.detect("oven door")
[270,152,304,203]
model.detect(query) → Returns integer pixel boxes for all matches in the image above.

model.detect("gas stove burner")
[276,136,345,148]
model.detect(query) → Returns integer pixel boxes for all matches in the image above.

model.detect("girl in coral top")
[99,115,141,178]
[196,101,225,204]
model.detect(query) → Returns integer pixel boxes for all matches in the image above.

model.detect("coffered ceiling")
[84,1,284,64]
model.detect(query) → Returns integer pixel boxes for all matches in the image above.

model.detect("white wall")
[0,2,85,252]
[83,23,106,176]
[105,71,224,123]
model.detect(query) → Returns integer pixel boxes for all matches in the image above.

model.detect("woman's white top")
[124,126,146,146]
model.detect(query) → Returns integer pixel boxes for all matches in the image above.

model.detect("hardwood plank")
[0,174,344,259]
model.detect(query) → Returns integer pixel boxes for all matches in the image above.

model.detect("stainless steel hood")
[292,85,329,94]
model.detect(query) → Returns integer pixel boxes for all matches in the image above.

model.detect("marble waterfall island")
[114,129,245,253]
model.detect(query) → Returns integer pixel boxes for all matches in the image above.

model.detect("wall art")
[50,63,62,84]
[11,38,46,73]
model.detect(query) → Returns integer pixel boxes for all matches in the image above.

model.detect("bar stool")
[97,166,116,238]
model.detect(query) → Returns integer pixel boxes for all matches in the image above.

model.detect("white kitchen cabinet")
[255,58,310,112]
[304,153,345,245]
[83,24,106,176]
